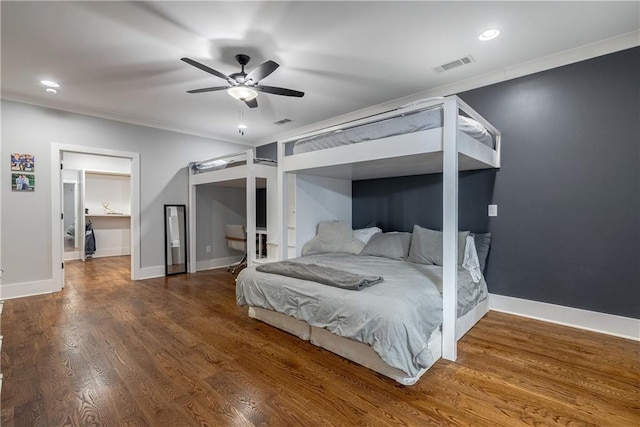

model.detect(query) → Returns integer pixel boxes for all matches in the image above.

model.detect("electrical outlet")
[488,204,498,217]
[206,245,211,253]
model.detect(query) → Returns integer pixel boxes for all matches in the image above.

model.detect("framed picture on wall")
[12,173,35,192]
[10,153,35,172]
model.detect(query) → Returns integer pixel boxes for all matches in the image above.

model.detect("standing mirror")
[164,204,187,275]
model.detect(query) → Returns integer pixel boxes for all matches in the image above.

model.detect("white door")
[79,169,87,262]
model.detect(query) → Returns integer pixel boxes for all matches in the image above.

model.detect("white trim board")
[138,265,165,280]
[489,294,640,342]
[258,31,639,147]
[196,256,244,272]
[1,279,56,300]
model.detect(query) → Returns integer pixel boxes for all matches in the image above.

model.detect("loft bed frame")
[229,96,500,384]
[281,95,499,362]
[187,149,278,272]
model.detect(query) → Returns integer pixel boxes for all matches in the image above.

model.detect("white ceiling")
[2,1,638,146]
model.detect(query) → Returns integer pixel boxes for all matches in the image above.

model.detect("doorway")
[51,144,140,290]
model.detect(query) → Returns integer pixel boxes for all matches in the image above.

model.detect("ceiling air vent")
[273,118,292,125]
[438,55,475,72]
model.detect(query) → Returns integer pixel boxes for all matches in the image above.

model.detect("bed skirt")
[247,298,488,386]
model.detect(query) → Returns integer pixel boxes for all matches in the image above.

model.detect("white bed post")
[442,96,459,361]
[246,149,257,265]
[188,165,197,273]
[277,141,288,261]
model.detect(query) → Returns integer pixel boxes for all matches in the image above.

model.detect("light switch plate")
[488,204,498,217]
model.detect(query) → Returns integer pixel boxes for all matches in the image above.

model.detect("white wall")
[1,99,249,295]
[295,174,352,256]
[64,152,131,173]
[85,172,131,258]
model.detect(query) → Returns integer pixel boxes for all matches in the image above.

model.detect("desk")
[256,228,267,259]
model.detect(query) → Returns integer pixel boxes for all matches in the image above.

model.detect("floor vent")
[273,118,292,125]
[438,55,475,71]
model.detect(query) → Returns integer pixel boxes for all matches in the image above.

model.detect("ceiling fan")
[181,54,304,108]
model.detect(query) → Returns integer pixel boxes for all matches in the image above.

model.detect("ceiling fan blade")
[181,57,230,82]
[245,60,279,85]
[245,98,258,108]
[187,86,229,94]
[254,85,304,97]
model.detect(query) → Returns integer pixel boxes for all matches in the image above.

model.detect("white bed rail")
[279,95,500,178]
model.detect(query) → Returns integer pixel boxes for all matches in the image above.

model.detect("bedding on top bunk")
[189,157,276,174]
[236,253,488,377]
[291,106,494,154]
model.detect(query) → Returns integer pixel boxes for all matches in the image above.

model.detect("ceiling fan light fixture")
[227,86,258,101]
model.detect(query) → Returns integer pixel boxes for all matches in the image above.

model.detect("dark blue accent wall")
[353,170,496,233]
[353,47,640,318]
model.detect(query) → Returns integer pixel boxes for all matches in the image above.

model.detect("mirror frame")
[164,204,188,276]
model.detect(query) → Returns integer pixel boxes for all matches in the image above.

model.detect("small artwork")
[11,153,35,172]
[12,173,35,192]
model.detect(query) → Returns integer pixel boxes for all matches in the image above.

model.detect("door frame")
[51,143,141,287]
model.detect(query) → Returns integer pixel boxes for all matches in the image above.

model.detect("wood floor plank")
[2,256,639,426]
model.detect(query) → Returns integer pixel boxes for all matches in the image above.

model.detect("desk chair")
[225,224,247,274]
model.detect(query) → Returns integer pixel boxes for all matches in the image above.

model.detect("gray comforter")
[237,254,487,377]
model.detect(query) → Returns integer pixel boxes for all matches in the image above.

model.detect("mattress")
[248,306,442,385]
[291,106,494,154]
[189,157,276,174]
[236,253,488,377]
[249,297,488,385]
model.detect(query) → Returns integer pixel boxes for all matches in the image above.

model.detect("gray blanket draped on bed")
[256,261,383,290]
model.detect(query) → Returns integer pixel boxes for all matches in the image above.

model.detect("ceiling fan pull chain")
[238,110,245,135]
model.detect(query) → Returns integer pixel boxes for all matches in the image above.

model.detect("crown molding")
[257,30,640,147]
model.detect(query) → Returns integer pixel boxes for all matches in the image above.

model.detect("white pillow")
[353,227,382,244]
[462,235,482,283]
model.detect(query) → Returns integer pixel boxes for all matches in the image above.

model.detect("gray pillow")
[471,232,492,272]
[360,232,412,260]
[407,225,469,266]
[301,221,365,256]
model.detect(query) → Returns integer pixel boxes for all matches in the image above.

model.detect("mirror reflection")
[165,204,187,275]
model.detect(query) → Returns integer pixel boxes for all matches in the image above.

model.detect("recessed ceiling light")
[40,80,60,88]
[46,88,58,94]
[479,29,500,41]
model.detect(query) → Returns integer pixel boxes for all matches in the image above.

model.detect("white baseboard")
[0,278,60,300]
[489,293,640,341]
[196,256,243,272]
[137,256,243,280]
[137,265,165,280]
[64,250,80,261]
[91,247,131,259]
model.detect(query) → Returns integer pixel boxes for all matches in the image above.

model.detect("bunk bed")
[187,149,278,272]
[236,95,501,384]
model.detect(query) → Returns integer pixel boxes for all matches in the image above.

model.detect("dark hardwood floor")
[1,256,638,426]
